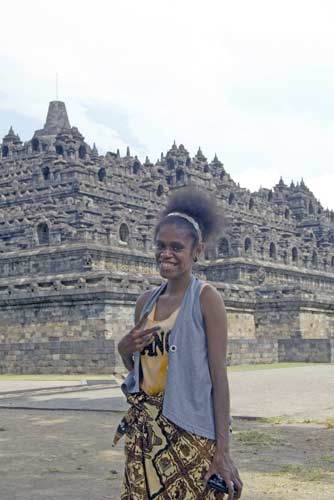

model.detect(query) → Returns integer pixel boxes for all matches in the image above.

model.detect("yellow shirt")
[140,303,179,396]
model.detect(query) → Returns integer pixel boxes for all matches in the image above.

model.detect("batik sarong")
[113,391,226,499]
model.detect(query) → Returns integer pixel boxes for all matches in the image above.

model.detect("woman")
[114,187,243,499]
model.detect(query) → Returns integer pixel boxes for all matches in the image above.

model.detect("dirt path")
[0,409,333,500]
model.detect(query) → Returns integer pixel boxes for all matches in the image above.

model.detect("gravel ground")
[0,409,333,500]
[0,365,333,499]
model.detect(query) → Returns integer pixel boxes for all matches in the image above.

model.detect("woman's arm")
[200,285,243,499]
[118,290,153,371]
[200,285,231,451]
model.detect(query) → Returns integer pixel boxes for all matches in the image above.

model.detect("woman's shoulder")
[198,282,227,333]
[134,290,154,323]
[199,281,219,298]
[136,289,153,306]
[199,282,224,312]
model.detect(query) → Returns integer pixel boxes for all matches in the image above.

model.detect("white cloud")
[305,173,334,210]
[1,0,334,206]
[233,167,282,193]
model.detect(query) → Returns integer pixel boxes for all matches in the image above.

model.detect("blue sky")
[1,0,334,207]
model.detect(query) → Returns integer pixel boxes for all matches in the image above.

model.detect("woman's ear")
[193,242,204,261]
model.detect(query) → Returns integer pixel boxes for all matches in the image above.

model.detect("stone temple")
[0,101,333,373]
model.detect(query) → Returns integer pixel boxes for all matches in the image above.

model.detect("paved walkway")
[229,364,334,420]
[0,365,333,420]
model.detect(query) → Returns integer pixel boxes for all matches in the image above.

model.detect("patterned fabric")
[113,391,225,500]
[140,303,179,396]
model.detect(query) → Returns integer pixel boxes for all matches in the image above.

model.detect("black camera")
[207,474,238,496]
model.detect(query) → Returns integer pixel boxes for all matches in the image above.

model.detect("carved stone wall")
[0,100,334,373]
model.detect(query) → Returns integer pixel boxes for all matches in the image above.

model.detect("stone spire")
[3,126,21,144]
[8,126,15,137]
[92,143,98,156]
[195,146,207,162]
[40,101,71,136]
[90,143,99,160]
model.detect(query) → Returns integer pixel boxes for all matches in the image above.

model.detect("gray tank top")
[122,275,219,440]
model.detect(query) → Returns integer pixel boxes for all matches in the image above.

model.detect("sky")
[1,0,334,208]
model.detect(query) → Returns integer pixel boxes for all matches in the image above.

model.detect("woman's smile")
[159,261,178,269]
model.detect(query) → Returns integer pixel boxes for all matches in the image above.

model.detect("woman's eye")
[155,243,183,252]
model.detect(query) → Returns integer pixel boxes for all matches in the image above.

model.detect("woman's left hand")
[204,450,243,499]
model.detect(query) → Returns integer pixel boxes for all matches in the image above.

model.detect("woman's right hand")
[118,313,161,356]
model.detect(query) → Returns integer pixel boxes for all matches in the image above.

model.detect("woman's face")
[155,223,198,280]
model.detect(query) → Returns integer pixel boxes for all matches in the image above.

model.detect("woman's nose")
[160,247,172,257]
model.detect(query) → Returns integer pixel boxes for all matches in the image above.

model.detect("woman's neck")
[165,272,192,297]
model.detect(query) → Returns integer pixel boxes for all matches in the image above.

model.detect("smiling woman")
[115,187,243,500]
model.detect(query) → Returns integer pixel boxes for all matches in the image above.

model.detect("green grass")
[259,416,334,428]
[324,418,334,429]
[234,430,281,445]
[320,454,334,465]
[0,374,119,381]
[298,417,334,427]
[0,361,329,380]
[275,464,333,481]
[259,415,293,425]
[227,362,328,372]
